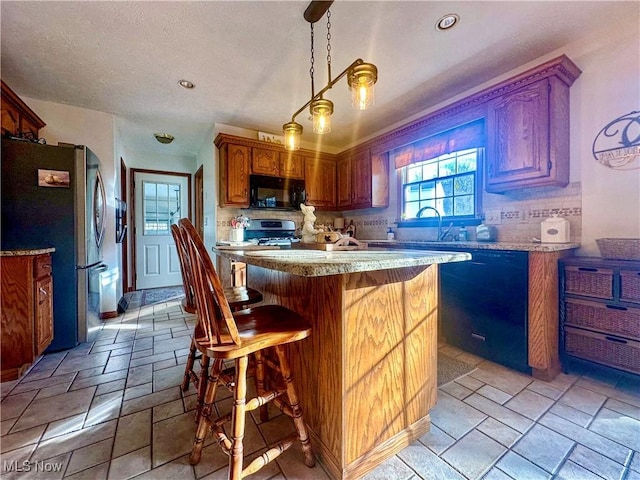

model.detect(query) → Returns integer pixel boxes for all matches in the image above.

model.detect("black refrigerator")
[1,139,107,351]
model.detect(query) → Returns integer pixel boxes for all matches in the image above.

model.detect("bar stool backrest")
[178,218,242,347]
[171,224,196,311]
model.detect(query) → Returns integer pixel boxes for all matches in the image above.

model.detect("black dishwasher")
[440,249,530,373]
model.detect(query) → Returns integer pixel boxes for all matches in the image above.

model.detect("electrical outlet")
[484,209,502,225]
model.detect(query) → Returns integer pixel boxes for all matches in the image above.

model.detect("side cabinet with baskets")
[559,257,640,375]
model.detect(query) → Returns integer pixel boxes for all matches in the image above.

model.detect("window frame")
[399,148,484,228]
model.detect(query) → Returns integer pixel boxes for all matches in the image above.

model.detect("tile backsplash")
[215,181,582,244]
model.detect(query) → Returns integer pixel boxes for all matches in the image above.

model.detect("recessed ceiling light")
[436,13,459,31]
[154,133,175,144]
[178,79,195,89]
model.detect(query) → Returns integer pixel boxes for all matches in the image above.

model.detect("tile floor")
[1,292,639,480]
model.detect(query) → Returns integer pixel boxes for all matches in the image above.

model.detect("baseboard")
[100,310,118,319]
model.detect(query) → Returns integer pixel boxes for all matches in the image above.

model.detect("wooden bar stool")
[170,224,263,420]
[178,218,315,479]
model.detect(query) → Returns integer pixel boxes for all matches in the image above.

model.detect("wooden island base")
[248,263,439,479]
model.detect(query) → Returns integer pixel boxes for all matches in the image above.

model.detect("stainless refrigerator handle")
[77,261,107,270]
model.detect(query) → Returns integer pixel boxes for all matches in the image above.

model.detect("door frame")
[130,168,192,291]
[120,158,130,293]
[194,165,204,240]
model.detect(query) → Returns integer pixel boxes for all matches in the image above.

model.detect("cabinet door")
[351,151,372,208]
[223,144,250,206]
[485,80,550,191]
[35,275,53,355]
[1,100,19,136]
[280,153,304,179]
[251,148,280,176]
[336,156,352,208]
[371,152,390,208]
[305,158,336,208]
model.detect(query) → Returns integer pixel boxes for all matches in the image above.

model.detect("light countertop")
[361,240,580,252]
[214,248,471,277]
[1,248,55,256]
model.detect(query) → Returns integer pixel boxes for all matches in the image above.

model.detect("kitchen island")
[214,248,470,480]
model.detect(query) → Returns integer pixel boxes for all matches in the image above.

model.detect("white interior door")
[135,172,189,290]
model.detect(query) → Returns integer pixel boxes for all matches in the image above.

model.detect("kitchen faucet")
[416,206,446,241]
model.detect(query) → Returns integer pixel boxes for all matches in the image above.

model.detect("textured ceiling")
[1,1,637,158]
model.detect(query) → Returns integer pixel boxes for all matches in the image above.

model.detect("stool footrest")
[246,389,285,412]
[210,413,233,452]
[241,432,298,478]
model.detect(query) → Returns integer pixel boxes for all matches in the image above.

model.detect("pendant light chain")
[283,5,379,151]
[310,23,315,97]
[326,9,332,82]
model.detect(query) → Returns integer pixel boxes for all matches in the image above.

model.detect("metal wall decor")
[592,110,640,170]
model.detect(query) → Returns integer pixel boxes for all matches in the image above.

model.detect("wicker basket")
[596,238,640,261]
[565,327,640,374]
[620,269,640,303]
[565,298,640,340]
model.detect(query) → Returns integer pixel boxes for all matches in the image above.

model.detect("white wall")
[568,26,640,256]
[22,97,121,314]
[196,126,216,252]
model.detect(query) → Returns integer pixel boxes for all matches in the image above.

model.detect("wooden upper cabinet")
[280,152,304,179]
[1,80,46,138]
[336,150,389,210]
[304,156,336,209]
[485,56,580,193]
[251,147,280,176]
[351,150,372,208]
[371,152,390,208]
[336,156,352,208]
[219,142,250,207]
[252,148,304,179]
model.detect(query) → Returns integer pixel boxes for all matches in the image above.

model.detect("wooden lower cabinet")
[1,252,54,381]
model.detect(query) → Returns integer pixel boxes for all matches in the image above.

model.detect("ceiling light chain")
[326,9,332,82]
[310,22,315,97]
[283,1,378,151]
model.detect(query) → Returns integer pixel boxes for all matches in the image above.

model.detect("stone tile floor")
[1,292,638,479]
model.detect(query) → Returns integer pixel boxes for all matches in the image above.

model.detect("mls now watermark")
[3,460,64,473]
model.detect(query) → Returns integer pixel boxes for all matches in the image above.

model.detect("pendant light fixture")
[283,1,378,151]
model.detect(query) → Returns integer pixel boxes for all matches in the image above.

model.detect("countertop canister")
[541,215,570,243]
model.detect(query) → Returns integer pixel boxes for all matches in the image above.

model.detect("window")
[143,181,182,235]
[402,148,481,220]
[395,119,484,224]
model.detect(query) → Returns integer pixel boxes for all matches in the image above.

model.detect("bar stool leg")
[254,351,270,422]
[189,358,222,465]
[195,354,210,423]
[229,355,249,480]
[181,339,197,391]
[274,345,315,467]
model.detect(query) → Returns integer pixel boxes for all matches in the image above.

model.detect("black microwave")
[249,174,306,210]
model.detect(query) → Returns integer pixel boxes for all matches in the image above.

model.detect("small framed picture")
[38,169,70,188]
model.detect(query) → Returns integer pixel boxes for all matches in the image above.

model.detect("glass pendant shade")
[311,98,334,134]
[283,122,303,151]
[348,63,378,110]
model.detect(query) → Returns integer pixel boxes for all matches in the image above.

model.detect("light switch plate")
[484,209,502,224]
